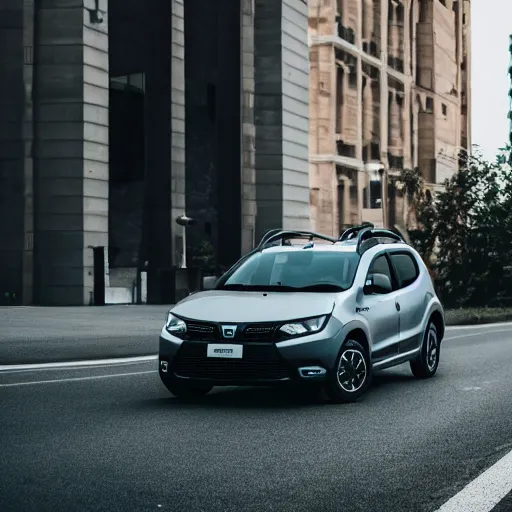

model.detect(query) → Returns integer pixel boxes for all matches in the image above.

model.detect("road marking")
[435,449,512,512]
[0,354,158,373]
[446,321,512,331]
[444,329,512,342]
[0,370,157,387]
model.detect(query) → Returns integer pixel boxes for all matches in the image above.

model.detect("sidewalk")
[0,305,173,365]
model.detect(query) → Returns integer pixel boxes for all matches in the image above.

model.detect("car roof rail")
[256,229,336,250]
[339,223,375,242]
[338,224,405,254]
[355,228,405,254]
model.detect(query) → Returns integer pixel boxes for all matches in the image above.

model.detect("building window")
[425,97,434,113]
[442,103,447,116]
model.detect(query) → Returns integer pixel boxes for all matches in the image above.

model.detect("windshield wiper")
[221,284,297,292]
[295,284,344,292]
[221,283,343,292]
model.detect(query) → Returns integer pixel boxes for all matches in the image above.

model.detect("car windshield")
[219,249,360,292]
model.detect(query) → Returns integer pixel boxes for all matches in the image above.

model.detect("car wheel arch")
[344,328,370,356]
[429,310,445,341]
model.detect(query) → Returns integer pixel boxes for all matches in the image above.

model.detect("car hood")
[171,290,336,323]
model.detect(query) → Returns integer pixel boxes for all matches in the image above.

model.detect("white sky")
[471,0,512,160]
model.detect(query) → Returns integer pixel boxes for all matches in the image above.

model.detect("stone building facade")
[0,0,310,305]
[308,0,472,236]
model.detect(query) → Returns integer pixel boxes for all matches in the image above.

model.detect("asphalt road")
[0,305,170,364]
[1,323,512,512]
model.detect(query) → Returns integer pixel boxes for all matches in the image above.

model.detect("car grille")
[183,320,279,342]
[186,321,218,341]
[173,342,291,381]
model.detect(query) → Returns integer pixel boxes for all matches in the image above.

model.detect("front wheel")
[161,377,213,399]
[410,322,440,379]
[325,339,372,404]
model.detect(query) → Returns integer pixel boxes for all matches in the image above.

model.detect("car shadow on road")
[133,385,337,411]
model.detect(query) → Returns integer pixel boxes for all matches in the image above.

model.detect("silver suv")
[159,226,445,403]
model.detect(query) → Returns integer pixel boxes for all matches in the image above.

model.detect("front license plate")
[207,344,243,359]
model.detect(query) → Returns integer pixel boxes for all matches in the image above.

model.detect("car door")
[388,251,425,355]
[357,252,400,363]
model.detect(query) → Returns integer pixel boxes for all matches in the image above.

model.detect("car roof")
[260,240,409,255]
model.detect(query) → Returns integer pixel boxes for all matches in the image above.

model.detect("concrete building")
[308,0,472,236]
[0,0,310,306]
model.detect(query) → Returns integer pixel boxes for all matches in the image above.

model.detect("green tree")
[398,167,436,263]
[434,147,512,307]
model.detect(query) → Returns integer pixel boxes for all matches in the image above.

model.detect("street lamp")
[175,215,196,269]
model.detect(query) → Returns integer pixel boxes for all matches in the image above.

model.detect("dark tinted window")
[222,250,361,291]
[368,254,392,282]
[366,254,393,294]
[390,253,419,288]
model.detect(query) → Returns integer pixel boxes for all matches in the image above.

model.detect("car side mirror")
[364,273,392,294]
[202,276,217,291]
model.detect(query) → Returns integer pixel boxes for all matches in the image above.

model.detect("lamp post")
[175,215,196,269]
[508,35,512,151]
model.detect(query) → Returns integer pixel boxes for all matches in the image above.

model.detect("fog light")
[160,361,168,373]
[298,366,327,378]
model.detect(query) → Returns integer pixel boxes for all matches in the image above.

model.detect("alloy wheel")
[337,349,367,393]
[426,327,438,371]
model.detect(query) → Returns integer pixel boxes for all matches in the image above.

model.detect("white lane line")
[446,321,512,331]
[0,370,157,387]
[0,354,158,373]
[444,329,512,342]
[0,360,155,375]
[435,449,512,512]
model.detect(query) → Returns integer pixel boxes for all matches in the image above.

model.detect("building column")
[362,75,373,151]
[380,0,389,166]
[388,90,403,154]
[0,0,34,305]
[388,1,399,59]
[241,0,256,253]
[32,0,109,305]
[171,0,186,266]
[254,0,310,239]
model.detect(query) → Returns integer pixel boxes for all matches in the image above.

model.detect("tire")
[161,376,213,399]
[410,321,440,379]
[325,339,372,404]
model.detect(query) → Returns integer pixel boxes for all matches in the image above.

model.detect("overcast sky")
[471,0,512,160]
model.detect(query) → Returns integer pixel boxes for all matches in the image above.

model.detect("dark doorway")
[109,0,172,303]
[185,0,242,274]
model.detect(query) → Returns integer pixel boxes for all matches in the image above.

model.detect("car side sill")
[372,347,420,371]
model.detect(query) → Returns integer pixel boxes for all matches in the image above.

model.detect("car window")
[368,254,392,280]
[390,252,419,288]
[220,250,361,291]
[366,254,393,294]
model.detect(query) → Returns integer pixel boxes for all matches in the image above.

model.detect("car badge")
[221,325,237,339]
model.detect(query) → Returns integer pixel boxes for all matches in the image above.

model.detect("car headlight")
[165,312,187,334]
[279,315,328,338]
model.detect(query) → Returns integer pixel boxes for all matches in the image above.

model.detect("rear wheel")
[161,376,213,399]
[325,339,372,403]
[410,321,440,379]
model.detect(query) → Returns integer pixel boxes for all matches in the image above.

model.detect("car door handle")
[395,302,400,312]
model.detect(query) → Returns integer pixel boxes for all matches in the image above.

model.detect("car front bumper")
[158,318,345,387]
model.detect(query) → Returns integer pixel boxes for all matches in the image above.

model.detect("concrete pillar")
[362,76,373,148]
[388,90,403,154]
[32,0,109,305]
[388,1,399,58]
[363,0,374,42]
[0,0,34,305]
[241,0,257,253]
[171,0,186,265]
[254,0,310,239]
[355,0,363,161]
[380,0,389,166]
